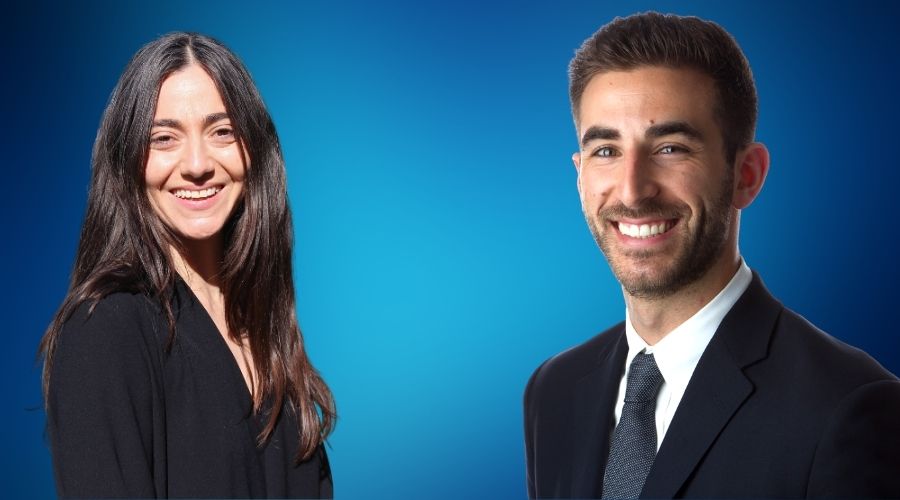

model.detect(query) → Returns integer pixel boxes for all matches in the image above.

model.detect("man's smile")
[615,219,679,239]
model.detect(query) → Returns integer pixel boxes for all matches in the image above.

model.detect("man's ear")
[572,152,582,170]
[732,142,769,209]
[573,152,582,192]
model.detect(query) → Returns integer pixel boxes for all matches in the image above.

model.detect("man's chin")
[613,270,683,299]
[604,248,676,275]
[605,252,689,299]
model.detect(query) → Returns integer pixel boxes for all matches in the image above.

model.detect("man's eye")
[658,145,688,154]
[593,146,617,157]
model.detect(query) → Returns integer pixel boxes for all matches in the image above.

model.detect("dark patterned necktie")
[602,351,664,499]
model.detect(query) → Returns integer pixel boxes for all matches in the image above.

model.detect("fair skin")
[573,66,769,345]
[146,63,256,395]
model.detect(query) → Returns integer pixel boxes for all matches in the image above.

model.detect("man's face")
[573,66,736,299]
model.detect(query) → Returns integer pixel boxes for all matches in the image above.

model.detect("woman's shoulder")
[57,291,164,361]
[48,292,167,497]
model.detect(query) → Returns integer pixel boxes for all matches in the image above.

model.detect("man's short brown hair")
[569,12,757,162]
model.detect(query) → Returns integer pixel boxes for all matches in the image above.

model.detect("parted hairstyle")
[569,12,758,163]
[39,32,335,461]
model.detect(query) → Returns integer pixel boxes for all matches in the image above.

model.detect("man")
[524,12,900,499]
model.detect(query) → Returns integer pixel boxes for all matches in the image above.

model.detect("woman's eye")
[150,134,173,145]
[213,127,235,139]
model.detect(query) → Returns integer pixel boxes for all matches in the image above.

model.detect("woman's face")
[145,64,246,242]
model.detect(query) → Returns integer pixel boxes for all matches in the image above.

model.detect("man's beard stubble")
[585,173,734,300]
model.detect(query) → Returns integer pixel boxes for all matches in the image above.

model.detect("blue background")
[4,1,899,498]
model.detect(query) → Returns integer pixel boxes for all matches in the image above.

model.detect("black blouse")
[47,281,332,498]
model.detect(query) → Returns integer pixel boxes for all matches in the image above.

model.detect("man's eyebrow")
[580,126,620,147]
[151,112,230,130]
[645,121,704,141]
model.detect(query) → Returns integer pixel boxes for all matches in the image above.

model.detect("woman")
[39,33,336,498]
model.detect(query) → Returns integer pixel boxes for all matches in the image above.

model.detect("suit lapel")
[641,272,782,498]
[640,338,753,498]
[570,329,628,498]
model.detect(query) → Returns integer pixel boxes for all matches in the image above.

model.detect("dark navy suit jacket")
[524,273,900,498]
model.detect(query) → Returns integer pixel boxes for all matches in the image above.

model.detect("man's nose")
[179,138,215,179]
[618,154,659,207]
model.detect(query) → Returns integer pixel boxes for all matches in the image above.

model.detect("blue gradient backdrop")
[5,1,899,498]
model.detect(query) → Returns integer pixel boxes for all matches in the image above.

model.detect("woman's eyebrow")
[151,112,230,130]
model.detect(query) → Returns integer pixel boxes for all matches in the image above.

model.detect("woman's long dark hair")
[39,32,335,460]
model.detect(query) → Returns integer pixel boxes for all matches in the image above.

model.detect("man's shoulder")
[526,321,625,396]
[726,270,896,386]
[773,306,897,385]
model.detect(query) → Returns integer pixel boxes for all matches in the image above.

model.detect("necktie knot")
[623,352,664,403]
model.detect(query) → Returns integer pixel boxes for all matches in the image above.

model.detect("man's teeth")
[174,187,220,200]
[618,221,671,239]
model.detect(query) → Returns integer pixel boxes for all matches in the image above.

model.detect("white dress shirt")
[612,259,752,450]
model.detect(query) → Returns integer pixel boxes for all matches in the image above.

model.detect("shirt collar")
[623,259,752,386]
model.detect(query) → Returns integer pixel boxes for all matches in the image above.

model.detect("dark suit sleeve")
[47,297,159,498]
[524,360,547,499]
[807,379,900,497]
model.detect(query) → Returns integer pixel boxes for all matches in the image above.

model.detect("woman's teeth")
[174,187,220,200]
